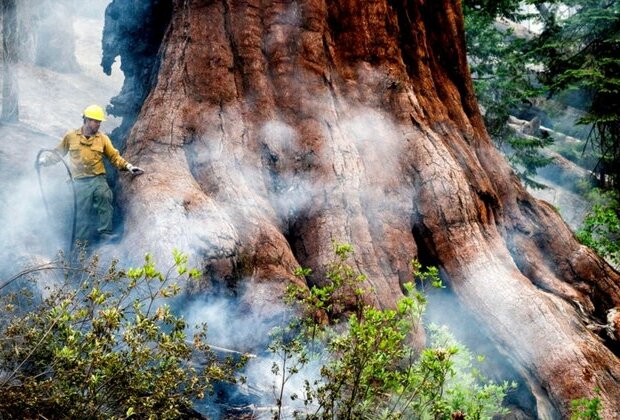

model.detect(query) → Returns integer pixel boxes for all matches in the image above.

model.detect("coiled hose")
[35,149,77,253]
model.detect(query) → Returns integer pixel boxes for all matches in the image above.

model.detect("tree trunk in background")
[34,0,80,73]
[15,0,39,64]
[105,0,620,416]
[1,0,19,122]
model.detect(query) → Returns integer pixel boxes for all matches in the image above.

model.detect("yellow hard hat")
[82,104,106,121]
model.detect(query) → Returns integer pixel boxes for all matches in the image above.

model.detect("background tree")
[1,0,19,123]
[465,0,620,272]
[536,0,620,199]
[33,0,80,73]
[463,0,555,189]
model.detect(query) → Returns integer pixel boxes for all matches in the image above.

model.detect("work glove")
[126,163,144,175]
[37,155,54,167]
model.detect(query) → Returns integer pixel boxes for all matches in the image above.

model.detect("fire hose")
[35,149,77,253]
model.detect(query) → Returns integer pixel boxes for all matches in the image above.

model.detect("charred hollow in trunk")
[103,0,620,417]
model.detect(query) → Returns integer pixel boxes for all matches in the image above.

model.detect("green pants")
[74,175,113,241]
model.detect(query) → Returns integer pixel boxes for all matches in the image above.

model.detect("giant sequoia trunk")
[105,0,620,417]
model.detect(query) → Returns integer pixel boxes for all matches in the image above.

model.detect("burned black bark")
[102,0,173,147]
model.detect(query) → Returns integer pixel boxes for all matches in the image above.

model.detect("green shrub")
[570,389,603,420]
[271,243,513,419]
[576,191,620,268]
[0,251,242,419]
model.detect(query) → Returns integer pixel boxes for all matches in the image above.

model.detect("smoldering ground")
[0,128,71,265]
[180,292,323,417]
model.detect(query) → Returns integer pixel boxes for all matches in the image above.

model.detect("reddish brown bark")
[115,0,620,416]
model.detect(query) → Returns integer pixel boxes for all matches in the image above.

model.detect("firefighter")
[38,104,143,243]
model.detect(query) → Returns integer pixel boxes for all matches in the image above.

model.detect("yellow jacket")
[55,129,128,179]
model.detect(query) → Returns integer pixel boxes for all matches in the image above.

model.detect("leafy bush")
[0,251,242,419]
[576,192,620,268]
[570,388,603,420]
[270,243,514,419]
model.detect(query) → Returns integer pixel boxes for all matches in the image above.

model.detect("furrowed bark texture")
[109,0,620,416]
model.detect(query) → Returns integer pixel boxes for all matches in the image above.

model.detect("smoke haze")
[3,1,593,418]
